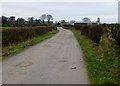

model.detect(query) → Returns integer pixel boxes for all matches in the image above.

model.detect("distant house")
[74,17,100,25]
[5,16,16,26]
[9,16,15,25]
[70,20,75,25]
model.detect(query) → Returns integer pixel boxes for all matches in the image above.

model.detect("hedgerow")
[2,26,56,47]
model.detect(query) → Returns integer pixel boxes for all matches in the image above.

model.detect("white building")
[74,17,100,25]
[70,20,75,25]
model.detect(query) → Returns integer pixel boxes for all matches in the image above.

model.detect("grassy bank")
[2,30,59,60]
[71,29,119,84]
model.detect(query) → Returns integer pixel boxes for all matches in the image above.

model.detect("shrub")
[74,25,103,43]
[62,24,74,29]
[89,25,103,43]
[74,24,120,45]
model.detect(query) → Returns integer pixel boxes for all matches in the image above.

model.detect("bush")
[101,24,120,46]
[74,24,120,45]
[89,25,103,43]
[2,26,55,47]
[62,24,74,29]
[74,25,103,43]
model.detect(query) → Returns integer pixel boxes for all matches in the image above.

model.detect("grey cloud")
[1,2,118,23]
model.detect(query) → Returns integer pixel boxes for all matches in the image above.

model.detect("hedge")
[2,26,55,47]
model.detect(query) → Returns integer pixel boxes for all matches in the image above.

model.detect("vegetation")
[2,26,56,47]
[74,24,120,45]
[62,24,74,29]
[71,28,119,84]
[0,27,15,29]
[0,14,53,27]
[2,29,58,60]
[70,24,120,84]
[46,14,53,24]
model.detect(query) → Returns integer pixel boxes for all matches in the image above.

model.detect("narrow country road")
[2,27,89,84]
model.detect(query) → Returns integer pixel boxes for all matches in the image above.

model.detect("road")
[2,27,89,84]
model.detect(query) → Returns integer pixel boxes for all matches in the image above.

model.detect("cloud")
[1,2,118,23]
[0,0,119,2]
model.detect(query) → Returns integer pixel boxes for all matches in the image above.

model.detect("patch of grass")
[2,30,59,60]
[71,28,119,84]
[1,27,15,29]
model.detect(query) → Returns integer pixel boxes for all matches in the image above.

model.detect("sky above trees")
[0,0,119,2]
[1,1,119,23]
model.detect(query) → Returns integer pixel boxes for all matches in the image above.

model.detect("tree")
[16,18,26,25]
[34,19,41,25]
[60,20,66,25]
[40,14,46,24]
[46,14,53,24]
[28,17,34,25]
[1,16,8,25]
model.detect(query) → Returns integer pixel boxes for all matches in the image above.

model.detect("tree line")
[0,14,53,27]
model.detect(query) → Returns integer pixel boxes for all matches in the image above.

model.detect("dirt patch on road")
[16,61,33,68]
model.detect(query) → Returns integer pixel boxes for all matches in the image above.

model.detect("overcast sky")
[0,0,119,23]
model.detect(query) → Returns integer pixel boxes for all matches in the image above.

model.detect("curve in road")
[2,27,89,84]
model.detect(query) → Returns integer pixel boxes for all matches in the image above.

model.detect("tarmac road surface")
[2,27,89,84]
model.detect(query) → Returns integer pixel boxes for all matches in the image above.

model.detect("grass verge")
[71,28,119,84]
[2,30,59,60]
[1,27,16,29]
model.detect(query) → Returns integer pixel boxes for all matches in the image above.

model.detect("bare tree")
[40,14,46,24]
[46,14,53,24]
